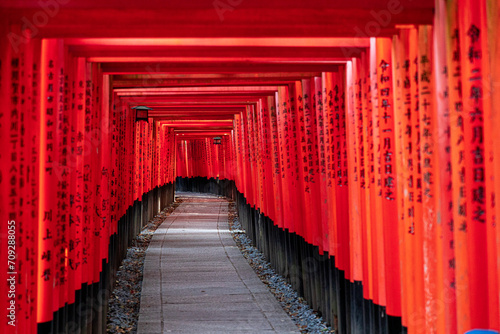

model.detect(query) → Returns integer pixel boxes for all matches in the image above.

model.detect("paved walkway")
[137,192,299,334]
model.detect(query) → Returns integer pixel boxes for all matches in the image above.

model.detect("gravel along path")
[106,198,182,334]
[227,201,335,334]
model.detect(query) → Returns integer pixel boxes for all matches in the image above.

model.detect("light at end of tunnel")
[395,24,416,29]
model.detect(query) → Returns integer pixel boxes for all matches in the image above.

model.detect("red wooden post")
[376,37,402,318]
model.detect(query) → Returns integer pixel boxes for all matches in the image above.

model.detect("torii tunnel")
[1,0,500,333]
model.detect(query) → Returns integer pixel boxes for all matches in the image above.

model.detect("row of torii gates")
[1,0,500,333]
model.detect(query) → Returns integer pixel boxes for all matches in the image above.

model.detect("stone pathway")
[137,192,299,334]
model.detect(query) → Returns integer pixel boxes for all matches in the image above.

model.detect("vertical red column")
[147,119,151,192]
[391,32,405,328]
[187,140,192,178]
[148,120,153,192]
[15,33,27,332]
[127,104,131,208]
[116,98,123,216]
[369,41,385,309]
[26,37,42,334]
[55,43,69,314]
[256,100,267,216]
[248,105,261,210]
[234,114,243,193]
[297,79,314,246]
[152,121,157,190]
[446,2,470,331]
[166,127,170,183]
[0,25,27,333]
[91,63,102,286]
[200,140,204,178]
[134,120,140,201]
[12,48,22,333]
[301,78,322,249]
[295,80,310,242]
[490,2,500,329]
[199,140,203,178]
[322,72,338,260]
[189,140,193,178]
[175,136,180,178]
[376,37,401,318]
[360,59,375,305]
[72,58,86,301]
[346,60,362,284]
[209,138,213,178]
[257,99,273,217]
[205,138,211,178]
[479,0,499,328]
[161,125,165,183]
[418,25,440,332]
[100,74,111,264]
[0,24,10,334]
[121,101,128,217]
[433,3,456,332]
[140,120,145,198]
[239,112,249,200]
[7,25,29,332]
[334,69,351,282]
[222,135,229,180]
[229,131,235,182]
[140,120,144,196]
[392,29,412,330]
[276,86,293,232]
[143,120,148,195]
[167,124,171,185]
[218,137,222,180]
[110,94,119,235]
[65,52,76,311]
[37,38,64,325]
[310,78,324,252]
[192,140,196,178]
[246,106,256,207]
[269,96,284,228]
[290,83,305,240]
[170,129,175,183]
[82,61,94,291]
[314,77,329,253]
[458,0,492,328]
[356,55,372,303]
[229,131,234,181]
[411,27,426,332]
[209,137,213,179]
[9,26,29,332]
[175,138,181,178]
